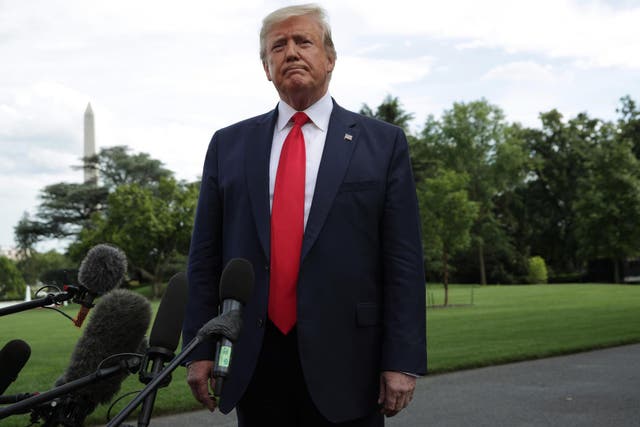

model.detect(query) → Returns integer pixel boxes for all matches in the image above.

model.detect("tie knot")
[291,112,310,127]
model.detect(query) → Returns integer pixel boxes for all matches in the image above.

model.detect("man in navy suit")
[183,4,426,426]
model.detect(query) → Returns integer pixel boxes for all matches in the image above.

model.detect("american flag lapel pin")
[344,133,353,142]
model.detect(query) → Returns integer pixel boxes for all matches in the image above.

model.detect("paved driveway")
[109,344,640,426]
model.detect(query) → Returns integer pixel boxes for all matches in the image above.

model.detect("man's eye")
[272,44,284,52]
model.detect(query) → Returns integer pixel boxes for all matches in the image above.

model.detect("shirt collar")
[276,92,333,132]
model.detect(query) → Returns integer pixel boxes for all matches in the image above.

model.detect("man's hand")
[378,371,416,417]
[186,360,217,412]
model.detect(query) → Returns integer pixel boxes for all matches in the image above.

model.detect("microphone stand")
[136,347,174,427]
[0,357,140,420]
[107,309,242,427]
[107,337,203,426]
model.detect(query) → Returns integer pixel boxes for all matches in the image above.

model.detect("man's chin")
[280,79,313,94]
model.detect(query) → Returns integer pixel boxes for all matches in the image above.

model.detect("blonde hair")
[259,4,336,62]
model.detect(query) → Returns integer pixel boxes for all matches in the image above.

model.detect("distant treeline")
[361,95,640,284]
[7,96,640,296]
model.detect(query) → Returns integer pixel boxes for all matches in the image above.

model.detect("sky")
[1,0,640,253]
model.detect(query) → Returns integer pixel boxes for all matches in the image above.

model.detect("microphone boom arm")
[0,289,79,317]
[0,357,140,420]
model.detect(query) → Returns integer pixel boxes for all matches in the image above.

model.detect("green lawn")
[1,284,639,426]
[426,284,640,372]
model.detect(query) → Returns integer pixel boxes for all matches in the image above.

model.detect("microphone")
[137,272,188,427]
[50,289,151,425]
[0,340,31,395]
[212,258,254,398]
[107,272,249,427]
[73,244,128,328]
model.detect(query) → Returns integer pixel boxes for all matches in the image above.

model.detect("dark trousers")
[236,321,383,427]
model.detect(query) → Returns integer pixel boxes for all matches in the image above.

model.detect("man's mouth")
[284,66,307,75]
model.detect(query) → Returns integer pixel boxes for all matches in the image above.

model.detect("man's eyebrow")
[270,31,313,41]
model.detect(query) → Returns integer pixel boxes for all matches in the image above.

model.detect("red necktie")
[269,112,309,335]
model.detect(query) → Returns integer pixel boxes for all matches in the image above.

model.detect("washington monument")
[83,103,98,184]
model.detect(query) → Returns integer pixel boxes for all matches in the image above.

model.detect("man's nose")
[284,41,299,61]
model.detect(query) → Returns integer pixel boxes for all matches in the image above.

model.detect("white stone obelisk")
[83,103,98,184]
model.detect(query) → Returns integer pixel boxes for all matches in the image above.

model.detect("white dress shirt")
[269,91,333,229]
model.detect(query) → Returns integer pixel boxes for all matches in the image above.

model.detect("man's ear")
[263,61,273,82]
[326,55,335,74]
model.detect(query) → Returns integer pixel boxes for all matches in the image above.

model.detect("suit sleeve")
[182,132,223,362]
[380,128,427,375]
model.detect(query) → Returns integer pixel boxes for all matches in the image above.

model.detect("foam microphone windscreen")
[149,272,188,351]
[77,244,128,295]
[219,258,255,304]
[55,289,151,413]
[0,340,31,395]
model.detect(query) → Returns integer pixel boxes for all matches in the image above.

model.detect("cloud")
[1,0,639,250]
[0,81,87,145]
[482,61,558,83]
[351,0,640,69]
[332,55,434,110]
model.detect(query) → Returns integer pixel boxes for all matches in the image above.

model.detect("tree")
[16,250,74,286]
[80,145,173,189]
[360,95,415,132]
[15,183,108,243]
[419,170,478,304]
[574,123,640,282]
[617,95,640,160]
[14,146,173,251]
[0,256,26,300]
[519,111,598,276]
[69,178,198,297]
[418,99,526,284]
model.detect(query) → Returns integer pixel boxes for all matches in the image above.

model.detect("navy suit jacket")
[183,100,427,423]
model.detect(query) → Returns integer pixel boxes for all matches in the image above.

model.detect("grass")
[426,284,640,372]
[1,284,639,426]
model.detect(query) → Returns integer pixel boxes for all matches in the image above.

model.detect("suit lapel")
[302,103,359,260]
[246,108,278,260]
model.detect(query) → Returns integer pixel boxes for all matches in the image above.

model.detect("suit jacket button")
[264,264,269,271]
[257,318,264,328]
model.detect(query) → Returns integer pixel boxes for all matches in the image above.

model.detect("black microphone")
[0,340,31,395]
[107,269,249,427]
[50,289,151,425]
[137,272,188,427]
[73,244,128,327]
[212,258,254,398]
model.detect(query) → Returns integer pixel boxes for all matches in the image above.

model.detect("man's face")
[262,15,335,109]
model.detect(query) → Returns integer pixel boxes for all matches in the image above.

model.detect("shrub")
[527,256,548,284]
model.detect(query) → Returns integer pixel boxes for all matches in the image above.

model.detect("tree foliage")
[416,99,527,284]
[16,250,73,286]
[360,94,415,132]
[418,170,478,304]
[573,123,640,282]
[13,94,640,286]
[14,146,172,252]
[0,256,26,300]
[617,95,640,160]
[69,178,198,297]
[368,94,640,284]
[79,145,173,189]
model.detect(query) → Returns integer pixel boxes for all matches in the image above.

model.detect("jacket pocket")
[339,180,379,193]
[356,302,381,326]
